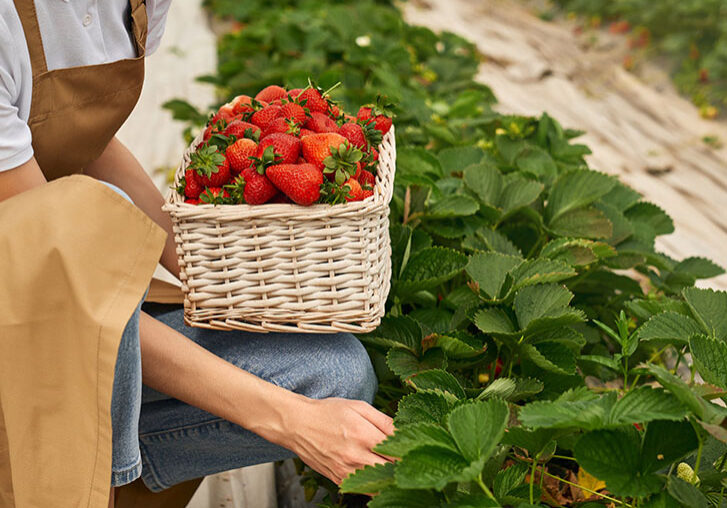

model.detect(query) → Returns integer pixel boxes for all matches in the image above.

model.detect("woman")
[0,1,393,506]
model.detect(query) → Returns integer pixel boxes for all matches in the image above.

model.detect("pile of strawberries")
[179,82,393,206]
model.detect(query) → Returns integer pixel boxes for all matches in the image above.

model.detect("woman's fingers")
[351,400,395,436]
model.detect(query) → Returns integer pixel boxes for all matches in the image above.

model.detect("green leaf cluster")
[174,0,727,506]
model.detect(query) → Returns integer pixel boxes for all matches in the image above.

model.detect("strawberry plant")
[166,1,727,506]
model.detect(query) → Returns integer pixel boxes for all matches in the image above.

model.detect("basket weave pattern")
[163,128,396,333]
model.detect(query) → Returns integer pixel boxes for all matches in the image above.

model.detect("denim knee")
[319,333,378,403]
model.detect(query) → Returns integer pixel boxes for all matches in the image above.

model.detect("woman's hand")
[277,397,395,485]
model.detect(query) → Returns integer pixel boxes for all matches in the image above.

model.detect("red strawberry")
[238,168,279,204]
[251,104,283,129]
[223,120,261,140]
[231,95,254,115]
[358,169,375,189]
[328,104,342,119]
[255,85,288,103]
[210,103,236,126]
[357,96,394,135]
[190,145,231,187]
[280,102,307,124]
[343,178,364,202]
[305,112,339,133]
[357,106,392,135]
[339,122,367,149]
[261,117,301,139]
[183,168,203,198]
[257,133,300,165]
[287,88,304,100]
[200,186,230,204]
[362,189,374,200]
[226,138,258,175]
[298,88,328,113]
[301,133,348,170]
[184,198,201,205]
[299,128,316,138]
[266,163,323,206]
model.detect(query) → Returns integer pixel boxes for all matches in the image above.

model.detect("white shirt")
[0,0,172,172]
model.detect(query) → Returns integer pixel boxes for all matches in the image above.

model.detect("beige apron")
[0,1,169,507]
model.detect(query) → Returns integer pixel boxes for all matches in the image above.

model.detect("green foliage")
[549,0,727,115]
[175,0,727,506]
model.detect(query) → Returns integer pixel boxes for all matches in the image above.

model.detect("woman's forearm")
[0,157,47,202]
[84,137,181,279]
[138,312,303,441]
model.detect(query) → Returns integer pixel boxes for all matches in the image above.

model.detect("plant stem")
[673,349,684,375]
[541,469,631,507]
[691,419,704,475]
[550,454,578,462]
[630,345,670,389]
[476,473,497,502]
[529,455,539,504]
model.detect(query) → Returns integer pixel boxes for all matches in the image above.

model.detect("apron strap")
[128,0,148,58]
[12,0,48,76]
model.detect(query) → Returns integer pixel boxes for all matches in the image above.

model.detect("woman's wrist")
[224,375,311,448]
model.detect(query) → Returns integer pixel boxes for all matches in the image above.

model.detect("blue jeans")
[111,302,378,491]
[105,182,378,491]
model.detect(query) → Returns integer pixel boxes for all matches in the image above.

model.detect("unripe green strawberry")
[266,163,323,205]
[677,462,699,485]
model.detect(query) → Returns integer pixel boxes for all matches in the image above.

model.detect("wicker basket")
[163,127,396,333]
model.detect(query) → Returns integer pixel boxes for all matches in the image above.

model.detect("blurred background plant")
[540,0,727,118]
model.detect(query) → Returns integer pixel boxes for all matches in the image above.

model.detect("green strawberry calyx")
[322,142,363,185]
[190,145,225,177]
[250,145,283,175]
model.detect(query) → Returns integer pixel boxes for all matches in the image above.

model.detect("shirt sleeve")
[144,0,172,56]
[0,14,33,172]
